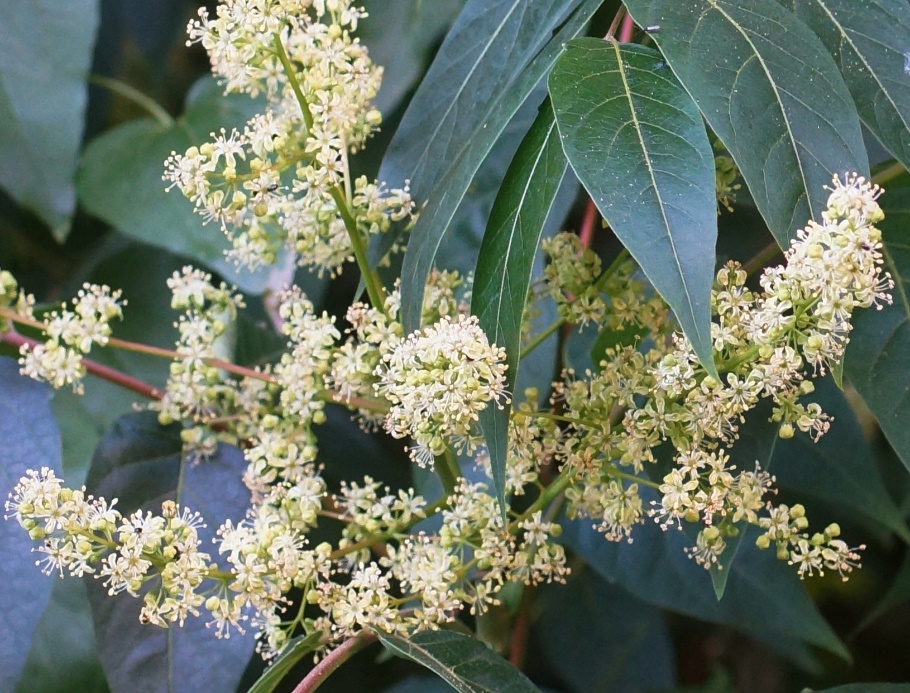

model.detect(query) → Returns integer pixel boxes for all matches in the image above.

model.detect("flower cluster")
[375,314,510,466]
[4,174,890,661]
[4,469,214,626]
[0,270,36,330]
[164,0,413,275]
[540,232,667,334]
[553,174,890,572]
[156,266,246,454]
[8,281,124,393]
[2,0,895,668]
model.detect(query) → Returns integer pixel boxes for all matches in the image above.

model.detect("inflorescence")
[2,0,894,663]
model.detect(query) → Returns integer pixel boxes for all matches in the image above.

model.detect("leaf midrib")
[709,0,813,219]
[811,0,910,140]
[609,39,704,345]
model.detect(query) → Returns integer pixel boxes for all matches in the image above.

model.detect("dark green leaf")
[0,359,61,692]
[853,551,910,635]
[377,629,540,693]
[318,407,413,493]
[624,0,868,246]
[388,0,604,333]
[15,580,108,693]
[831,354,844,389]
[77,78,273,294]
[537,571,674,693]
[783,0,910,172]
[383,677,459,693]
[844,189,910,472]
[773,376,910,541]
[359,0,463,115]
[84,412,255,693]
[560,497,849,665]
[0,0,98,239]
[472,99,569,511]
[441,87,570,279]
[380,0,584,206]
[440,90,570,405]
[246,632,322,693]
[549,38,718,375]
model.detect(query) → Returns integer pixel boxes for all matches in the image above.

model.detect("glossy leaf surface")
[773,377,909,541]
[246,632,322,693]
[472,99,568,510]
[378,629,539,693]
[844,189,910,472]
[783,0,910,171]
[624,0,868,246]
[537,571,675,692]
[389,0,603,333]
[560,495,849,665]
[550,38,717,374]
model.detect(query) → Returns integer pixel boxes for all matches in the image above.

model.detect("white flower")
[375,315,509,465]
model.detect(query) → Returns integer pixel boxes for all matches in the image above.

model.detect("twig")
[2,331,164,400]
[292,631,378,693]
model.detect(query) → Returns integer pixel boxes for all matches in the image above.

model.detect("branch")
[292,631,378,693]
[2,331,163,400]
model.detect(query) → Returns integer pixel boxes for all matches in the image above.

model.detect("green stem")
[522,248,630,359]
[593,247,630,292]
[514,471,572,526]
[872,161,905,186]
[329,186,388,312]
[741,240,782,278]
[327,497,449,562]
[605,465,659,489]
[513,409,596,429]
[273,31,387,314]
[436,448,461,496]
[521,319,562,358]
[273,34,314,133]
[717,344,760,374]
[89,76,173,127]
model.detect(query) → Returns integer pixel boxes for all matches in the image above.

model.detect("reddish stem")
[292,631,377,693]
[509,608,530,669]
[619,13,635,43]
[578,197,599,249]
[605,6,626,39]
[2,331,164,400]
